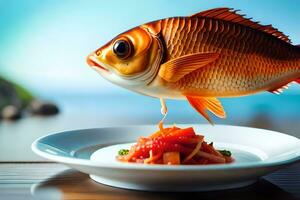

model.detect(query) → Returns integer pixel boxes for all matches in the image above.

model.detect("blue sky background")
[0,0,300,96]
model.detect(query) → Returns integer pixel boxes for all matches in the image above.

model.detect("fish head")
[87,22,164,91]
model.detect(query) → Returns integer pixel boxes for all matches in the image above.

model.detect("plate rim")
[31,124,300,171]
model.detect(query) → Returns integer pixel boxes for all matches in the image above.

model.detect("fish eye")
[113,39,132,59]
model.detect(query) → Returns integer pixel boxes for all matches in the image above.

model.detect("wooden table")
[0,162,299,200]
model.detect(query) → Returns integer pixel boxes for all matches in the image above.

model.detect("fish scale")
[159,17,300,97]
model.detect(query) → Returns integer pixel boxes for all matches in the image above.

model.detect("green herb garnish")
[218,150,232,157]
[118,149,129,156]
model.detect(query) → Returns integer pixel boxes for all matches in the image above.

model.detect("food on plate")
[117,122,233,165]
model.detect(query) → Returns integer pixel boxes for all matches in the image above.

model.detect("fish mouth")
[86,55,108,72]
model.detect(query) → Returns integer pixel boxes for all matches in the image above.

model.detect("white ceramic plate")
[32,125,300,191]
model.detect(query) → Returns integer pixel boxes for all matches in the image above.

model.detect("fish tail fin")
[295,78,300,84]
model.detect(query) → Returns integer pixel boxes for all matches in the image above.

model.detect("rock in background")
[0,76,59,120]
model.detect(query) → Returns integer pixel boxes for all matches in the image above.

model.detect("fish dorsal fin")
[191,8,291,43]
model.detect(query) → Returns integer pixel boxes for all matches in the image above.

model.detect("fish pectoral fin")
[185,96,226,125]
[158,52,219,82]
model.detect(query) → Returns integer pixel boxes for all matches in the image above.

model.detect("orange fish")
[87,8,300,124]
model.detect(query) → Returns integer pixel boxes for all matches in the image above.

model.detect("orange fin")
[191,8,291,43]
[158,53,219,82]
[186,96,226,125]
[296,79,300,84]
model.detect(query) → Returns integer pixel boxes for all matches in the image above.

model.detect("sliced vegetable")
[196,151,226,163]
[163,152,180,165]
[144,150,163,164]
[183,139,203,163]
